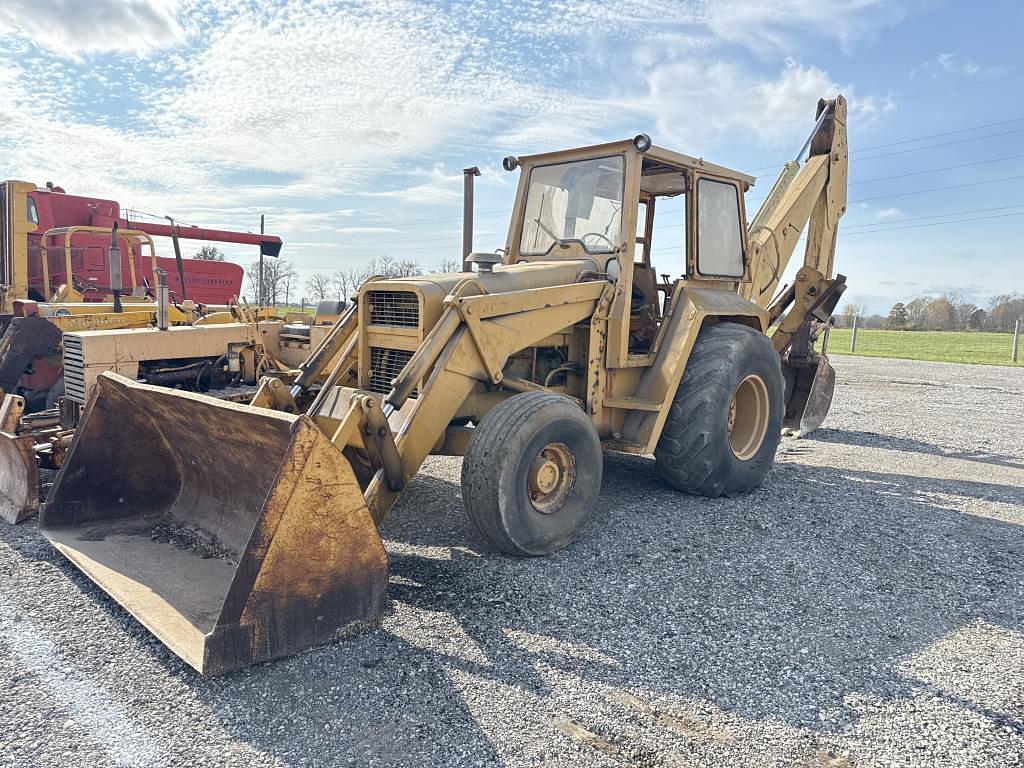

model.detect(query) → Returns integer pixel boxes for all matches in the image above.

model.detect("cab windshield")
[519,156,624,256]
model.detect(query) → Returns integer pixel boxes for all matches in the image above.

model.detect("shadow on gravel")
[376,450,1024,734]
[809,427,1024,470]
[9,445,1022,765]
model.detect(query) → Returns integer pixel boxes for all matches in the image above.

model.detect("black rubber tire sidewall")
[462,393,602,556]
[655,323,784,497]
[497,413,601,555]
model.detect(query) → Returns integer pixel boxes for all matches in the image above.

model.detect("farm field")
[823,328,1021,367]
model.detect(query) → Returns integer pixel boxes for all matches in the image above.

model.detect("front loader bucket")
[782,354,836,437]
[0,431,39,524]
[39,373,389,675]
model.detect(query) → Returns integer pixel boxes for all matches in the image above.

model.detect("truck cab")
[0,180,246,309]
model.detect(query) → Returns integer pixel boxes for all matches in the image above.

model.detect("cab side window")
[696,179,744,277]
[26,196,39,225]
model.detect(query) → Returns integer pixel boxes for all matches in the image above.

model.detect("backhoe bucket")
[0,430,39,524]
[39,373,389,675]
[782,354,835,437]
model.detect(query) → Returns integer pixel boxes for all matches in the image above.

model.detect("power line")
[749,161,1024,207]
[849,173,1024,204]
[330,115,1024,239]
[313,115,1024,252]
[356,177,1024,252]
[849,153,1024,186]
[623,73,1019,147]
[747,119,1024,173]
[844,210,1024,236]
[857,117,1024,153]
[841,202,1024,230]
[854,127,1024,162]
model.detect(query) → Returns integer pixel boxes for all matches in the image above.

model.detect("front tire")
[461,392,602,556]
[655,322,783,497]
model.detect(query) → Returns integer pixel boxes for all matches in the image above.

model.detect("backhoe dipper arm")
[746,96,848,437]
[742,95,848,309]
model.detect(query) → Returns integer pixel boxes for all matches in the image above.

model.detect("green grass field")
[274,305,315,317]
[821,328,1021,367]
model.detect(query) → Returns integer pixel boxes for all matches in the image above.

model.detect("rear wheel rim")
[728,374,770,461]
[527,442,576,514]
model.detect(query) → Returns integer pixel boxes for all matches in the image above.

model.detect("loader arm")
[313,279,608,524]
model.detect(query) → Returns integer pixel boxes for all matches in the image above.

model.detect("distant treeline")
[839,293,1023,333]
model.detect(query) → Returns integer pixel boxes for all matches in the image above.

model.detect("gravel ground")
[0,355,1022,768]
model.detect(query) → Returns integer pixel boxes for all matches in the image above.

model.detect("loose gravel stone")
[0,356,1021,767]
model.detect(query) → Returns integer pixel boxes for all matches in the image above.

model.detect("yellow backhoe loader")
[39,97,848,674]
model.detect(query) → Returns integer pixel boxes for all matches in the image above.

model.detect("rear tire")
[655,322,783,497]
[461,392,602,556]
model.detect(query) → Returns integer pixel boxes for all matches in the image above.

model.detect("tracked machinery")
[39,97,848,674]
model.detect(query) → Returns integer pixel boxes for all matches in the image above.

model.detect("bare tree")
[363,256,421,279]
[989,293,1024,332]
[327,257,424,305]
[246,261,270,303]
[904,297,931,330]
[392,259,422,277]
[439,258,460,273]
[332,268,371,303]
[281,263,298,305]
[305,272,332,302]
[923,296,955,330]
[839,301,864,328]
[247,259,297,305]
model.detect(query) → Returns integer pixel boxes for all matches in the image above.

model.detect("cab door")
[690,175,749,284]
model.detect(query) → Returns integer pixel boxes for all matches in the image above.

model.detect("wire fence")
[822,319,1021,367]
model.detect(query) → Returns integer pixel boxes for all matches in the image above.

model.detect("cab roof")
[516,138,757,188]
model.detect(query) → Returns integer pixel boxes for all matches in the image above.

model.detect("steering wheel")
[580,231,614,250]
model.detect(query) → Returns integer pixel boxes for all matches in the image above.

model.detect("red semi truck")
[0,180,283,410]
[1,179,281,308]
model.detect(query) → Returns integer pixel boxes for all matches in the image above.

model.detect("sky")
[1,0,1022,314]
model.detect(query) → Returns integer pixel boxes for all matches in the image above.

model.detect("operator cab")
[505,138,754,357]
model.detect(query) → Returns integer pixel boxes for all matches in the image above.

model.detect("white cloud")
[913,53,1012,80]
[875,207,905,221]
[335,227,400,235]
[936,52,1011,78]
[700,0,905,54]
[628,59,893,150]
[0,0,183,59]
[0,0,905,285]
[359,165,466,204]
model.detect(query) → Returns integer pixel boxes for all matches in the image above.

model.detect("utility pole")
[850,314,858,353]
[258,214,265,306]
[462,167,481,272]
[1013,318,1020,364]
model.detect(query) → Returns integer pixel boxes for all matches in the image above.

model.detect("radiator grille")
[366,290,419,327]
[62,335,87,403]
[368,347,414,395]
